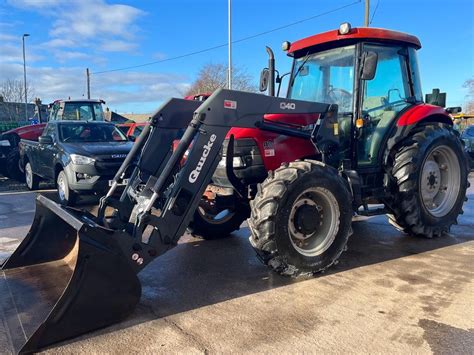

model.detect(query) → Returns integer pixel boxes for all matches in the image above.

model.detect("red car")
[117,122,149,141]
[0,123,46,179]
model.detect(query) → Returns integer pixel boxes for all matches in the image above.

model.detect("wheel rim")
[420,144,461,218]
[197,198,235,225]
[288,187,340,257]
[57,174,66,201]
[25,163,32,188]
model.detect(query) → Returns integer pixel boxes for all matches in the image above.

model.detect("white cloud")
[43,38,77,48]
[0,34,18,41]
[49,1,145,43]
[0,43,45,63]
[0,62,190,111]
[52,50,92,63]
[8,0,145,54]
[6,0,64,8]
[101,40,138,53]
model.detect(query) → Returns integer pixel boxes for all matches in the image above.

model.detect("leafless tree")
[463,78,474,114]
[185,63,256,96]
[0,79,35,121]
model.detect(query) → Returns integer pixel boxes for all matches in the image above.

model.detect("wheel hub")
[288,188,340,257]
[420,145,461,217]
[293,202,322,237]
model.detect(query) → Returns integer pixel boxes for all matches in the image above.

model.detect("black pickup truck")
[19,120,133,205]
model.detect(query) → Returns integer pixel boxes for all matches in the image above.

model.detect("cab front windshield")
[288,45,355,113]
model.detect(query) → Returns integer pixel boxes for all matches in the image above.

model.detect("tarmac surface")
[0,175,473,354]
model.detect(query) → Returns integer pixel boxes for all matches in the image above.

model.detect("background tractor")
[1,24,468,353]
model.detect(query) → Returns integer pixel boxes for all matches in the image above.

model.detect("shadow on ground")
[44,187,474,350]
[0,175,470,352]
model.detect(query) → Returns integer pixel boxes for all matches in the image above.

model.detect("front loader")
[1,24,469,353]
[0,90,337,353]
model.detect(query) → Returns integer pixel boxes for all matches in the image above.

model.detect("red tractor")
[2,24,469,352]
[188,24,469,275]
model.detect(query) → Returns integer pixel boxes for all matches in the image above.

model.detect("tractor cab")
[283,23,423,168]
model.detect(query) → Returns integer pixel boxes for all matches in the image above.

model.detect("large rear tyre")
[188,193,249,240]
[386,124,468,238]
[25,162,40,190]
[249,160,353,277]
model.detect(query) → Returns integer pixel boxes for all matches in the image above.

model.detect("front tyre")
[386,124,468,238]
[25,162,40,190]
[188,194,249,240]
[249,160,353,277]
[57,170,77,206]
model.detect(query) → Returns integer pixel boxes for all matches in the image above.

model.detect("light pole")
[22,33,30,121]
[227,0,232,89]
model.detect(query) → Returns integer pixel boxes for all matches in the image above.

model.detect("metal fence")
[0,121,29,134]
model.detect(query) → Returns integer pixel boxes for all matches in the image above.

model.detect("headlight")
[70,154,95,165]
[218,156,246,168]
[0,140,11,147]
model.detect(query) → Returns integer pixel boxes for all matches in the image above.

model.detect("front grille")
[95,159,125,175]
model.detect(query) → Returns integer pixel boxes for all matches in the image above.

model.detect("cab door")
[37,124,57,179]
[356,44,412,167]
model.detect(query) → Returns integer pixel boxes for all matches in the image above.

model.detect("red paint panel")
[4,124,46,141]
[227,127,316,171]
[396,104,450,126]
[288,27,421,55]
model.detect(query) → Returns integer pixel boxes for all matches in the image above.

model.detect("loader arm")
[112,89,333,271]
[0,89,333,354]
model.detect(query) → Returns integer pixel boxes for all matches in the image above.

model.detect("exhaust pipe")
[265,46,275,97]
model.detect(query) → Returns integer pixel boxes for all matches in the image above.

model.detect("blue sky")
[0,0,472,113]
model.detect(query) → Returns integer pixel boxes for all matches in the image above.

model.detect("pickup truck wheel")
[57,170,76,206]
[25,162,40,190]
[6,148,23,181]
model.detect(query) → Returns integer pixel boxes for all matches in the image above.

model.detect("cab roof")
[288,27,421,57]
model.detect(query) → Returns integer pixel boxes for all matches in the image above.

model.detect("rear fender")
[396,104,452,127]
[385,104,453,164]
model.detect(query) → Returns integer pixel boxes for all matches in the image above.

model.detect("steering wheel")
[328,88,352,112]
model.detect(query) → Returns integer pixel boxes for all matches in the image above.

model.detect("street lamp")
[22,33,30,121]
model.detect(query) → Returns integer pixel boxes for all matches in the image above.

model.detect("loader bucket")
[0,195,141,354]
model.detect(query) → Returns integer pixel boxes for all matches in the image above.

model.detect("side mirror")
[38,135,53,145]
[259,68,270,92]
[446,106,462,114]
[361,51,378,80]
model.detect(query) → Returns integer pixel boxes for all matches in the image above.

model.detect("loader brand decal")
[263,140,275,157]
[189,134,217,183]
[280,102,296,110]
[224,100,237,109]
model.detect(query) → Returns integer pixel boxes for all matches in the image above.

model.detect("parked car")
[1,99,107,180]
[0,123,46,179]
[461,125,474,168]
[117,122,148,141]
[19,121,133,205]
